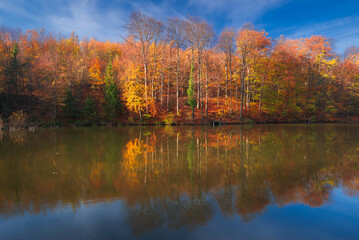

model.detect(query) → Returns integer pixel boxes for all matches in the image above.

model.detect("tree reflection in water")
[0,125,359,235]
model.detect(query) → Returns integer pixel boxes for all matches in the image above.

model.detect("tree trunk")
[152,44,157,100]
[225,66,228,111]
[229,54,233,114]
[197,64,201,110]
[144,61,148,113]
[160,74,164,108]
[240,59,246,121]
[205,64,208,117]
[217,79,220,107]
[139,108,142,121]
[225,65,228,98]
[235,80,238,111]
[246,68,250,110]
[167,78,170,112]
[258,75,265,115]
[176,47,180,115]
[54,78,57,120]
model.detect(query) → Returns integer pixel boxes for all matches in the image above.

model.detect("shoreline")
[2,120,359,132]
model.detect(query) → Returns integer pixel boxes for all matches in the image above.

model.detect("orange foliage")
[0,15,359,123]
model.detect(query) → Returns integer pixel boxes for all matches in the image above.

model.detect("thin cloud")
[0,0,41,21]
[286,15,359,52]
[0,0,184,41]
[187,0,289,24]
[0,0,358,53]
[45,0,126,41]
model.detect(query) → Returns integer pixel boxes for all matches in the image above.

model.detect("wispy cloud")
[128,0,184,20]
[0,0,182,41]
[45,0,127,41]
[0,0,290,38]
[285,15,359,52]
[0,0,358,53]
[187,0,289,27]
[0,0,41,21]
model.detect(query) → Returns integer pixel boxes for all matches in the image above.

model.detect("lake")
[1,124,359,240]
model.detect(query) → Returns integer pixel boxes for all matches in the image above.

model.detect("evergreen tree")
[83,97,97,126]
[187,63,196,120]
[62,90,80,121]
[9,43,19,93]
[3,43,22,116]
[104,61,120,124]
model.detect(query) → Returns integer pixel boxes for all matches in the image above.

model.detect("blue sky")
[0,0,359,53]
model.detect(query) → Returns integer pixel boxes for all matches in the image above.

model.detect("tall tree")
[126,11,162,115]
[167,17,186,115]
[188,63,196,120]
[186,16,214,119]
[236,25,271,121]
[218,29,236,112]
[104,61,120,124]
[62,89,79,121]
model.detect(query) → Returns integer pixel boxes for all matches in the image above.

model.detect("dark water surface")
[1,124,359,240]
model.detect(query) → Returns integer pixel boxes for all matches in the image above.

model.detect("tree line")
[1,11,359,125]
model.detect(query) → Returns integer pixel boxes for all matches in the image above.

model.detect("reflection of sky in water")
[1,125,359,239]
[1,188,359,240]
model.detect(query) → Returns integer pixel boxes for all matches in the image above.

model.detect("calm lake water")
[1,124,359,239]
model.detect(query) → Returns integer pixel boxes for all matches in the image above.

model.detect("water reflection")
[1,125,359,237]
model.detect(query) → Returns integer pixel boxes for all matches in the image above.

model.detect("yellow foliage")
[122,63,146,114]
[9,110,27,130]
[122,139,145,185]
[89,58,104,85]
[323,58,337,67]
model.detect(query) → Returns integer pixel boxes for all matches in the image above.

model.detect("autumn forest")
[1,11,359,126]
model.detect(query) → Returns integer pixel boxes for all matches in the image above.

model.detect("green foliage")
[187,63,196,110]
[163,113,175,125]
[242,118,255,124]
[6,43,22,94]
[10,43,18,58]
[325,104,337,114]
[187,63,196,120]
[306,102,317,118]
[74,120,84,127]
[143,114,151,119]
[10,43,19,74]
[62,90,80,121]
[83,97,97,126]
[38,120,61,128]
[104,61,120,123]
